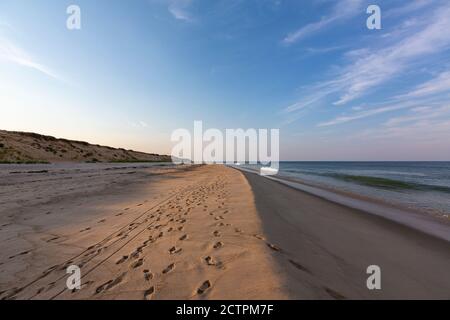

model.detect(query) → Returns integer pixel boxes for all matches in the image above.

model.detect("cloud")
[283,0,364,44]
[359,114,450,143]
[384,104,450,127]
[318,92,450,127]
[285,4,450,114]
[318,100,417,127]
[333,6,450,106]
[305,45,347,55]
[0,35,61,80]
[385,0,435,18]
[396,70,450,99]
[168,0,194,22]
[316,68,450,127]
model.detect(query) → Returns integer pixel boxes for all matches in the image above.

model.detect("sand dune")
[0,130,171,163]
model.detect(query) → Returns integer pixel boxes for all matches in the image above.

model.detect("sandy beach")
[0,164,449,300]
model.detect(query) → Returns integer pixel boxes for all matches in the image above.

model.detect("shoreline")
[232,165,450,242]
[241,168,450,299]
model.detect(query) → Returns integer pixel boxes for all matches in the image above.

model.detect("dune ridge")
[0,130,171,164]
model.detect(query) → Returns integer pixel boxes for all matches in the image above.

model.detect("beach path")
[0,164,286,300]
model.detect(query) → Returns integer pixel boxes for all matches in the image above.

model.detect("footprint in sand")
[213,231,221,237]
[144,287,155,300]
[179,234,188,241]
[213,242,223,249]
[131,258,144,269]
[130,250,140,260]
[143,269,153,281]
[254,234,265,240]
[197,281,211,295]
[95,272,127,294]
[116,255,129,265]
[162,263,175,274]
[204,256,216,266]
[169,246,182,254]
[267,243,282,252]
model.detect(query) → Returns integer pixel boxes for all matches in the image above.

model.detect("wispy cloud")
[168,0,194,22]
[283,0,364,44]
[334,5,450,106]
[318,100,418,127]
[321,67,450,127]
[385,0,435,18]
[285,4,450,115]
[384,104,450,127]
[0,35,61,80]
[357,107,450,144]
[396,70,450,99]
[306,46,346,54]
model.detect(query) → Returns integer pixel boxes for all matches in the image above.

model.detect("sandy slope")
[0,130,170,163]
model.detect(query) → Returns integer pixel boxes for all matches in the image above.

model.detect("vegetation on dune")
[0,129,171,164]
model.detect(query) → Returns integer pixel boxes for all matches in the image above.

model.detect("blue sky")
[1,0,450,160]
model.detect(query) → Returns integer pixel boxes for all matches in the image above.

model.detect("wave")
[325,173,450,193]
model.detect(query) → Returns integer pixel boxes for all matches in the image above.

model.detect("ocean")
[245,162,450,217]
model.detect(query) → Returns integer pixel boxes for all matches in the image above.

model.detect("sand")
[242,169,450,299]
[0,129,171,163]
[0,164,286,300]
[0,164,449,300]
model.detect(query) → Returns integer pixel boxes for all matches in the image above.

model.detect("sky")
[1,0,450,160]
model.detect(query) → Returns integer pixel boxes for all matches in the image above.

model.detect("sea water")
[245,162,450,217]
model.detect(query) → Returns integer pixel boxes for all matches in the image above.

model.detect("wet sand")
[241,168,450,299]
[0,164,449,299]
